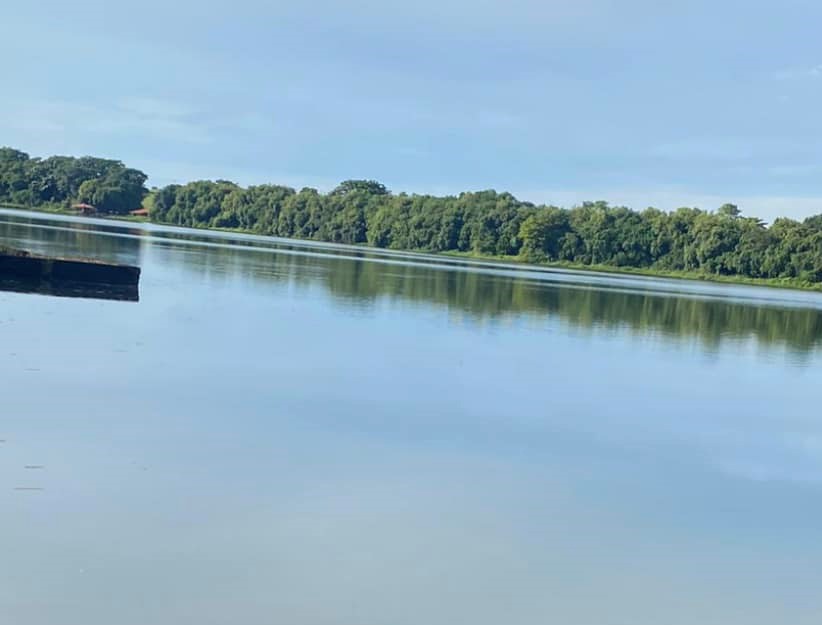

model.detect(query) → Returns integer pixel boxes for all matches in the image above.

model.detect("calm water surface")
[2,209,822,625]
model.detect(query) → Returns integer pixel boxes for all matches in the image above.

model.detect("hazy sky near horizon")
[3,0,822,220]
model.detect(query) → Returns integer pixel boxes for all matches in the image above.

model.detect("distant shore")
[439,250,822,292]
[4,204,821,294]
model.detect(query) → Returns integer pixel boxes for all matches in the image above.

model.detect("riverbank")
[0,203,150,222]
[4,204,821,293]
[440,251,822,292]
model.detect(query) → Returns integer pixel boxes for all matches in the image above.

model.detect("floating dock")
[0,248,140,301]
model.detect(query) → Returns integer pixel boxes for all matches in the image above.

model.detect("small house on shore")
[130,208,150,217]
[72,203,96,215]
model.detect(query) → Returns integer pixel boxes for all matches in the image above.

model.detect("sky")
[3,0,822,220]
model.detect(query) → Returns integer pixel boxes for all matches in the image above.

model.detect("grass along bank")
[441,250,822,292]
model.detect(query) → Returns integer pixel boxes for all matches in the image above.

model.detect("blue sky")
[3,0,822,220]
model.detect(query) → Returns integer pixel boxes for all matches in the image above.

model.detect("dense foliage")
[3,146,822,283]
[152,180,822,283]
[0,147,147,214]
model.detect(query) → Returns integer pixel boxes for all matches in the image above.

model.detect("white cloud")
[767,163,822,177]
[116,97,197,119]
[773,64,822,80]
[650,140,748,161]
[649,137,775,161]
[135,157,340,190]
[0,98,211,145]
[499,187,822,221]
[475,110,524,129]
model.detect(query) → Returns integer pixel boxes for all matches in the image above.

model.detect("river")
[2,208,822,625]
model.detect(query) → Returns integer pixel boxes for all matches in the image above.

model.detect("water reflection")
[0,214,144,268]
[4,210,822,625]
[0,277,139,302]
[3,210,822,355]
[156,233,822,356]
[1,217,142,302]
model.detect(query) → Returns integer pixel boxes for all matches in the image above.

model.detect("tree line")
[3,147,822,283]
[0,147,147,214]
[151,180,822,283]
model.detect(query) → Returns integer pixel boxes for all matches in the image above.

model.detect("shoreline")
[3,204,821,293]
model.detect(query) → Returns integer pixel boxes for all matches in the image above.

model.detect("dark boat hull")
[0,249,140,301]
[0,276,139,301]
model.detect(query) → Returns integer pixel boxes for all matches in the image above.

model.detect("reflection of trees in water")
[0,219,143,301]
[0,219,144,267]
[5,214,821,355]
[165,241,822,355]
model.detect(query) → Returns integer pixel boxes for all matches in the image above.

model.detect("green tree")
[718,203,741,218]
[6,145,822,287]
[519,208,570,262]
